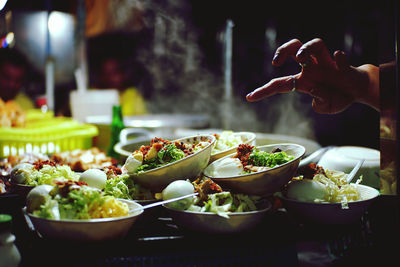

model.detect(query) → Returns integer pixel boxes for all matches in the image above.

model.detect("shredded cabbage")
[312,169,362,209]
[24,165,79,186]
[212,131,243,154]
[186,191,261,218]
[33,184,129,220]
[104,174,154,200]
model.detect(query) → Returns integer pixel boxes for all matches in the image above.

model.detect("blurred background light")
[0,0,8,11]
[5,31,14,45]
[48,11,68,38]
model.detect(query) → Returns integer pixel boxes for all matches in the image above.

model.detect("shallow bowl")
[203,143,305,196]
[277,184,380,224]
[317,146,380,189]
[24,199,144,241]
[210,132,256,163]
[130,134,216,192]
[10,182,34,201]
[163,199,271,234]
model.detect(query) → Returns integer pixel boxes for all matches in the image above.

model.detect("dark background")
[2,0,383,149]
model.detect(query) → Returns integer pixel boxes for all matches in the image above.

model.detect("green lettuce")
[104,174,153,200]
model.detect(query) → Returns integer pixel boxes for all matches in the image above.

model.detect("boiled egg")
[286,179,328,202]
[26,184,54,213]
[211,157,244,177]
[79,169,107,190]
[10,163,34,184]
[162,180,195,210]
[122,151,143,174]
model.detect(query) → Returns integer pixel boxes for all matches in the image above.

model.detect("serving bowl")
[163,199,272,234]
[130,134,216,192]
[210,131,256,163]
[203,143,306,196]
[317,146,380,189]
[277,184,380,224]
[24,199,144,241]
[10,182,34,200]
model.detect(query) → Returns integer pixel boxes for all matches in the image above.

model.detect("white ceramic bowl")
[210,131,256,162]
[317,146,380,189]
[203,143,306,196]
[163,199,272,234]
[24,199,144,241]
[277,184,380,224]
[130,134,216,192]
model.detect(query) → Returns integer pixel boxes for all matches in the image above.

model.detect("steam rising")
[131,0,315,140]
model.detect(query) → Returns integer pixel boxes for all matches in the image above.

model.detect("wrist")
[356,64,380,111]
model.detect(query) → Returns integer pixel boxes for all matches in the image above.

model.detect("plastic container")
[0,110,98,157]
[0,214,21,267]
[69,89,120,123]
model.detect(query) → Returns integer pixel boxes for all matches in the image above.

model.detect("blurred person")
[95,55,149,116]
[0,47,35,110]
[246,38,380,114]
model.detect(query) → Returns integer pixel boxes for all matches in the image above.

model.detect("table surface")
[2,194,400,267]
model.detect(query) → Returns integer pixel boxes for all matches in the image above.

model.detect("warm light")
[48,11,68,38]
[0,0,8,11]
[5,32,14,44]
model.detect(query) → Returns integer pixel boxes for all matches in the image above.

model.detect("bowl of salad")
[161,178,272,234]
[23,181,144,241]
[10,160,80,200]
[210,131,256,163]
[203,143,305,196]
[122,134,216,192]
[276,163,380,224]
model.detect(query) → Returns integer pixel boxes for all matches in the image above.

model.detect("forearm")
[356,64,380,111]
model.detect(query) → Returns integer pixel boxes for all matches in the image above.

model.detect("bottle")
[0,214,21,267]
[107,105,125,160]
[35,95,48,113]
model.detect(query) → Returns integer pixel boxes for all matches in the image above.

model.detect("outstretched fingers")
[246,75,300,102]
[296,38,335,68]
[272,39,303,66]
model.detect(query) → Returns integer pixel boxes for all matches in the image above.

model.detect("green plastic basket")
[0,110,98,157]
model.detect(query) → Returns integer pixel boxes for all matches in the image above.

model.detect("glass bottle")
[107,105,125,160]
[0,214,21,267]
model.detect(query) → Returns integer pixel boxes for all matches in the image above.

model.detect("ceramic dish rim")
[130,134,216,175]
[204,143,305,180]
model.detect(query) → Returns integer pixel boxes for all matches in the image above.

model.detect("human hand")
[246,38,378,114]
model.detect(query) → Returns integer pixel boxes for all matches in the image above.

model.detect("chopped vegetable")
[104,174,154,200]
[212,131,243,154]
[248,149,294,168]
[32,181,129,220]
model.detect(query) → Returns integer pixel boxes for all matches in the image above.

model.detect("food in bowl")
[277,163,380,224]
[209,131,256,162]
[122,137,212,174]
[103,166,155,201]
[209,144,294,177]
[10,160,79,186]
[162,177,271,233]
[27,181,130,220]
[284,163,365,208]
[162,177,262,218]
[24,180,144,241]
[212,131,244,154]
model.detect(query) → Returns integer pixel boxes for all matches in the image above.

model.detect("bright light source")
[5,32,14,44]
[0,0,8,11]
[48,11,68,38]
